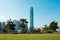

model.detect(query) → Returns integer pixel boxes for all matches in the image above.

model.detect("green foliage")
[43,25,48,31]
[33,28,41,33]
[20,19,28,33]
[5,19,15,32]
[42,21,59,33]
[49,21,59,32]
[42,25,49,33]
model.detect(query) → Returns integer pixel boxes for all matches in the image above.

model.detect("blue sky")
[0,0,60,28]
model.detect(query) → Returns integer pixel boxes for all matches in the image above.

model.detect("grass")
[0,34,60,40]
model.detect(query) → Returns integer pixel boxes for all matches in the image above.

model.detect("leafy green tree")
[5,19,15,32]
[20,19,28,33]
[49,21,59,32]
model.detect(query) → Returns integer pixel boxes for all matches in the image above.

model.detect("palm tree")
[20,19,28,33]
[49,21,59,32]
[5,19,15,33]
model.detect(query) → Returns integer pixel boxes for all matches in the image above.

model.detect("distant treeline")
[0,19,59,34]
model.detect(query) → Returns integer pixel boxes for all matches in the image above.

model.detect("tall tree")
[20,19,28,33]
[5,19,15,32]
[49,21,59,32]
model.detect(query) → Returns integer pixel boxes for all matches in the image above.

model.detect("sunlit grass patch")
[0,34,60,40]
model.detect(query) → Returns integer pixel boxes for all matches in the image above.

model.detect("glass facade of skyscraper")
[30,7,34,30]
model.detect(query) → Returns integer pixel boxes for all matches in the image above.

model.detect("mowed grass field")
[0,34,60,40]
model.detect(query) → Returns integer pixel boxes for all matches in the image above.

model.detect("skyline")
[0,0,60,28]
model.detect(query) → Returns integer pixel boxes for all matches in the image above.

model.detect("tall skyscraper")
[30,7,34,30]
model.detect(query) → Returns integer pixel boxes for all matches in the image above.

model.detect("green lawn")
[0,34,60,40]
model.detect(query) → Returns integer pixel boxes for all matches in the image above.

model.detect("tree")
[20,19,28,33]
[33,28,41,33]
[42,25,48,32]
[49,21,59,32]
[5,19,15,32]
[37,28,41,32]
